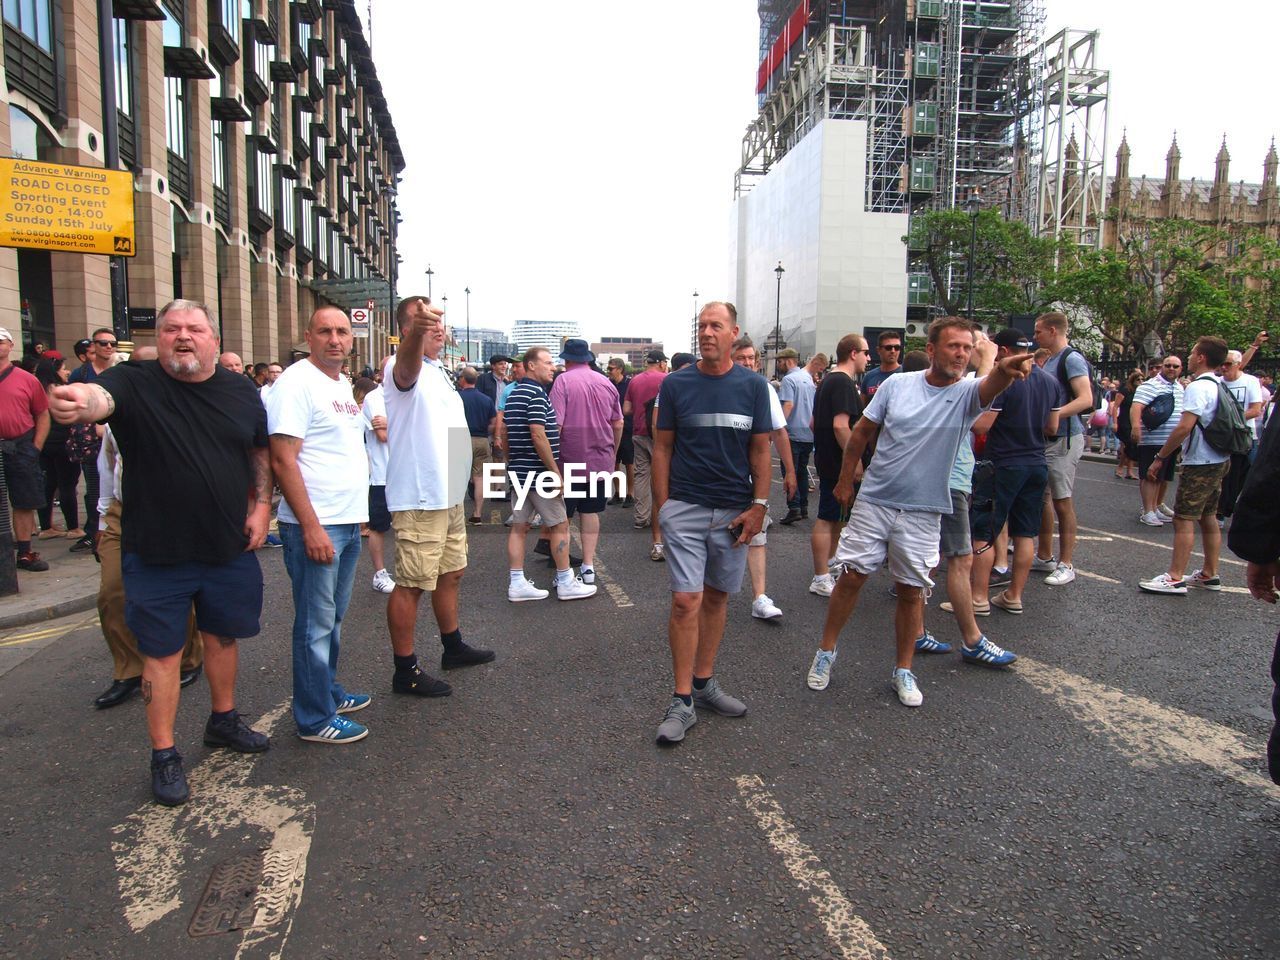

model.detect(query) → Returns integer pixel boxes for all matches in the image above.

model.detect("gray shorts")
[511,477,568,527]
[939,489,971,557]
[1046,433,1085,499]
[658,499,749,594]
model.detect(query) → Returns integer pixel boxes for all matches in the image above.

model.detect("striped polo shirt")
[503,378,559,479]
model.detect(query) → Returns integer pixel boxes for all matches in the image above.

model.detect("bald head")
[132,345,158,361]
[219,352,243,373]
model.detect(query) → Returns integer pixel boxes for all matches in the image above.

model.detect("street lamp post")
[465,286,471,365]
[692,289,699,353]
[772,261,785,376]
[425,264,434,300]
[966,191,981,320]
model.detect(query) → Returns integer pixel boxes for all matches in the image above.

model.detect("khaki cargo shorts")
[391,505,469,590]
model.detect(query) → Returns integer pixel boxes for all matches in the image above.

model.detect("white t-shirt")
[362,387,389,486]
[1221,372,1263,439]
[259,380,274,407]
[382,355,471,511]
[1181,375,1230,466]
[266,360,369,525]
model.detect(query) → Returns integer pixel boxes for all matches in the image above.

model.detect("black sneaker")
[441,642,496,670]
[69,536,95,553]
[392,666,453,697]
[151,751,189,806]
[16,552,49,571]
[533,539,551,557]
[988,567,1013,588]
[203,710,271,753]
[180,665,203,688]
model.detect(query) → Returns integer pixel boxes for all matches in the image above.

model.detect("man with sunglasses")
[860,330,904,404]
[66,327,118,552]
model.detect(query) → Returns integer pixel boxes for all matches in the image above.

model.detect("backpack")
[1193,375,1253,456]
[1050,346,1094,439]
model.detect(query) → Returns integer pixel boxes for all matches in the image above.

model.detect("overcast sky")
[363,1,1276,356]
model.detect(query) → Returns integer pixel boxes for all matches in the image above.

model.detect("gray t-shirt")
[778,367,816,442]
[1041,348,1090,437]
[859,371,986,514]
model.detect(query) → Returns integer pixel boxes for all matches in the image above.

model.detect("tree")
[906,209,1062,319]
[1054,218,1279,356]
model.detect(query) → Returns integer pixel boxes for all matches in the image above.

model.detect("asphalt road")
[1,457,1277,959]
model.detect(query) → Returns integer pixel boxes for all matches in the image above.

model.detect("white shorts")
[830,499,940,589]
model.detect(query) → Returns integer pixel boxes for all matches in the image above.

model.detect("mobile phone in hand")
[729,522,745,541]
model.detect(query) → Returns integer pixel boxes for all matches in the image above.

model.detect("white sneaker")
[555,576,597,601]
[809,574,835,597]
[1157,503,1175,519]
[751,594,782,620]
[580,567,596,585]
[1139,511,1165,526]
[1138,572,1187,595]
[508,577,549,602]
[1045,562,1076,586]
[891,668,923,707]
[807,648,837,690]
[1030,554,1058,573]
[371,569,395,593]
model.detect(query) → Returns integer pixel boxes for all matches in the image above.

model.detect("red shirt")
[626,368,666,437]
[0,364,48,439]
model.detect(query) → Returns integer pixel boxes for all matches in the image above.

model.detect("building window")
[165,76,187,156]
[278,171,294,235]
[255,147,274,218]
[299,195,313,250]
[113,19,133,117]
[3,0,53,53]
[220,0,241,44]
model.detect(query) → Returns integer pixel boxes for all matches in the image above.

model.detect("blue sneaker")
[336,693,371,715]
[298,715,369,743]
[960,636,1017,667]
[264,533,283,548]
[914,631,952,654]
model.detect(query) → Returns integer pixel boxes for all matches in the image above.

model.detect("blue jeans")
[280,521,362,734]
[786,440,813,512]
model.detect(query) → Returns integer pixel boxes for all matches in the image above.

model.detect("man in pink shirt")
[622,349,668,559]
[549,340,623,584]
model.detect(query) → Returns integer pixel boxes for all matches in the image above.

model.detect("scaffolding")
[1036,27,1110,250]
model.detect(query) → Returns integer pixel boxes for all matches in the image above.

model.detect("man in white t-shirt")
[804,317,1031,708]
[383,296,494,699]
[268,307,373,744]
[1139,336,1232,595]
[360,381,394,593]
[1217,349,1265,525]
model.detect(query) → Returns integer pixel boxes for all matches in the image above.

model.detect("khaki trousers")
[97,500,202,679]
[633,435,655,525]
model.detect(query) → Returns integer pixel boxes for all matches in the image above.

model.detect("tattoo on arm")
[141,680,152,705]
[251,448,273,503]
[88,384,116,421]
[217,636,236,648]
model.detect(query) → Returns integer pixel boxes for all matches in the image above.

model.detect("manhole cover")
[188,850,303,937]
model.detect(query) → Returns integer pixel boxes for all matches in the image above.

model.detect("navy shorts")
[2,438,45,510]
[817,477,852,523]
[368,484,391,532]
[616,434,634,466]
[1137,445,1176,482]
[122,551,263,657]
[971,464,1049,542]
[565,492,607,516]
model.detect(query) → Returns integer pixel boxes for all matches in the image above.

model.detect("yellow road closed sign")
[0,157,136,256]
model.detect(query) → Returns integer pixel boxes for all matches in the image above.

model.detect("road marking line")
[112,700,315,960]
[1075,535,1115,542]
[735,774,892,960]
[568,526,634,608]
[1073,568,1121,584]
[1017,658,1280,800]
[1078,525,1245,568]
[0,613,100,647]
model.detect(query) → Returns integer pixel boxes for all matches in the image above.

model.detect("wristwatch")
[752,498,769,508]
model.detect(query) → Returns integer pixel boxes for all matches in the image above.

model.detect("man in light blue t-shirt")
[777,350,817,523]
[804,317,1030,710]
[1032,311,1095,587]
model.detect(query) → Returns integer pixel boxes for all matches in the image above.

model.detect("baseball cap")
[0,327,13,343]
[992,328,1034,351]
[646,349,668,363]
[74,337,93,355]
[671,352,696,370]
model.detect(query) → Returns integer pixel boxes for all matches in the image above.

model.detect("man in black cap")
[476,355,512,407]
[671,353,696,372]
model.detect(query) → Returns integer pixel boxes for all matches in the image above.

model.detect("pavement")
[3,456,1278,959]
[0,530,101,629]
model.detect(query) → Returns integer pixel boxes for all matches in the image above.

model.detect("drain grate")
[188,850,303,937]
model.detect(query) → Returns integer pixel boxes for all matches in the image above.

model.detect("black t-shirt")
[813,371,863,483]
[98,361,269,565]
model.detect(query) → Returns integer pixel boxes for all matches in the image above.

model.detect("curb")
[0,592,98,631]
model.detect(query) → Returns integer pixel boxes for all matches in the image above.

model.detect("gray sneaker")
[691,677,747,717]
[655,697,697,744]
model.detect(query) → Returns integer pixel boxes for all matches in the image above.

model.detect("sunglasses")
[881,344,902,351]
[93,339,118,347]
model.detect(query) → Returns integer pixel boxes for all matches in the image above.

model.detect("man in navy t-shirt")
[651,302,773,745]
[970,328,1062,612]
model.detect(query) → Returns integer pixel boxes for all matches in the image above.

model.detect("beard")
[163,351,203,377]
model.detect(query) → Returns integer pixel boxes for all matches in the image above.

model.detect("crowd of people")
[2,297,1277,805]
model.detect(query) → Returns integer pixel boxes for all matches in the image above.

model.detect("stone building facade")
[1,0,404,370]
